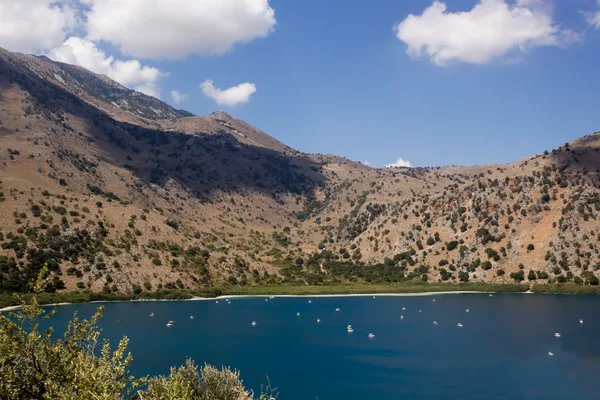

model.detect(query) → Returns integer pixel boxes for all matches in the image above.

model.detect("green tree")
[0,271,141,399]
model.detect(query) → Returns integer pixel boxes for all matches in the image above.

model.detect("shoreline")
[0,291,495,312]
[3,281,599,312]
[190,290,488,300]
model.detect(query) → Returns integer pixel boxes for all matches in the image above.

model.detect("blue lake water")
[39,294,600,400]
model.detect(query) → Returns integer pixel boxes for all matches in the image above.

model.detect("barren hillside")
[0,47,598,295]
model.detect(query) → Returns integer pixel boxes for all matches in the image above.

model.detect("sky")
[1,0,600,168]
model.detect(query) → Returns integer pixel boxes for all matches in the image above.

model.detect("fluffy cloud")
[201,80,256,106]
[585,1,600,29]
[394,0,577,65]
[385,158,412,168]
[50,37,163,98]
[170,90,189,104]
[84,0,276,59]
[362,161,371,166]
[0,0,77,53]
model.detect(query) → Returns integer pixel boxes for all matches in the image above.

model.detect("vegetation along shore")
[6,282,600,311]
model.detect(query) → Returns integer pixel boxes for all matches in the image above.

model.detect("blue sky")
[1,0,600,168]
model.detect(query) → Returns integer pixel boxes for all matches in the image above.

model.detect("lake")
[39,293,600,400]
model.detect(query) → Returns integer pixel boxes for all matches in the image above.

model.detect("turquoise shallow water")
[39,294,600,399]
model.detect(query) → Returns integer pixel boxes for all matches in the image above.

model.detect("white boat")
[554,333,561,338]
[335,308,340,312]
[489,294,493,297]
[368,333,375,338]
[270,296,275,299]
[580,319,584,324]
[419,310,422,313]
[347,325,352,330]
[252,321,257,326]
[190,316,194,319]
[215,301,219,304]
[166,320,174,327]
[433,321,438,326]
[466,309,470,313]
[317,318,321,323]
[548,352,554,356]
[457,323,463,327]
[297,312,300,316]
[308,300,312,303]
[402,307,406,311]
[400,315,404,320]
[347,328,354,333]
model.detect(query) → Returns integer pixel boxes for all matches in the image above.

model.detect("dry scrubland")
[0,46,599,302]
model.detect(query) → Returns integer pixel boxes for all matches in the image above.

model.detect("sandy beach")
[189,291,488,301]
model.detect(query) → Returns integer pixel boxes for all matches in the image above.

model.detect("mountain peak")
[210,111,233,121]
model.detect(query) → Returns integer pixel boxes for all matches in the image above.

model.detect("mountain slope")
[0,46,599,295]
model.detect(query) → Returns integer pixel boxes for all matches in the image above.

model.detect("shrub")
[510,270,525,282]
[446,241,458,251]
[481,261,492,270]
[165,219,179,230]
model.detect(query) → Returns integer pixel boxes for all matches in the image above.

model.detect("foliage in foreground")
[0,271,276,400]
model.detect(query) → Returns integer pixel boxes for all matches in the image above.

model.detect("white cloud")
[385,158,413,168]
[171,90,189,104]
[50,37,163,98]
[362,161,371,166]
[585,1,600,29]
[394,0,578,65]
[0,0,78,53]
[201,80,256,106]
[84,0,276,59]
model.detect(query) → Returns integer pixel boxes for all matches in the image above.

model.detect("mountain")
[0,46,599,295]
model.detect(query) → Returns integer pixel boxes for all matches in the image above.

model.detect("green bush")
[0,275,274,399]
[481,261,492,270]
[510,270,525,282]
[446,241,458,251]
